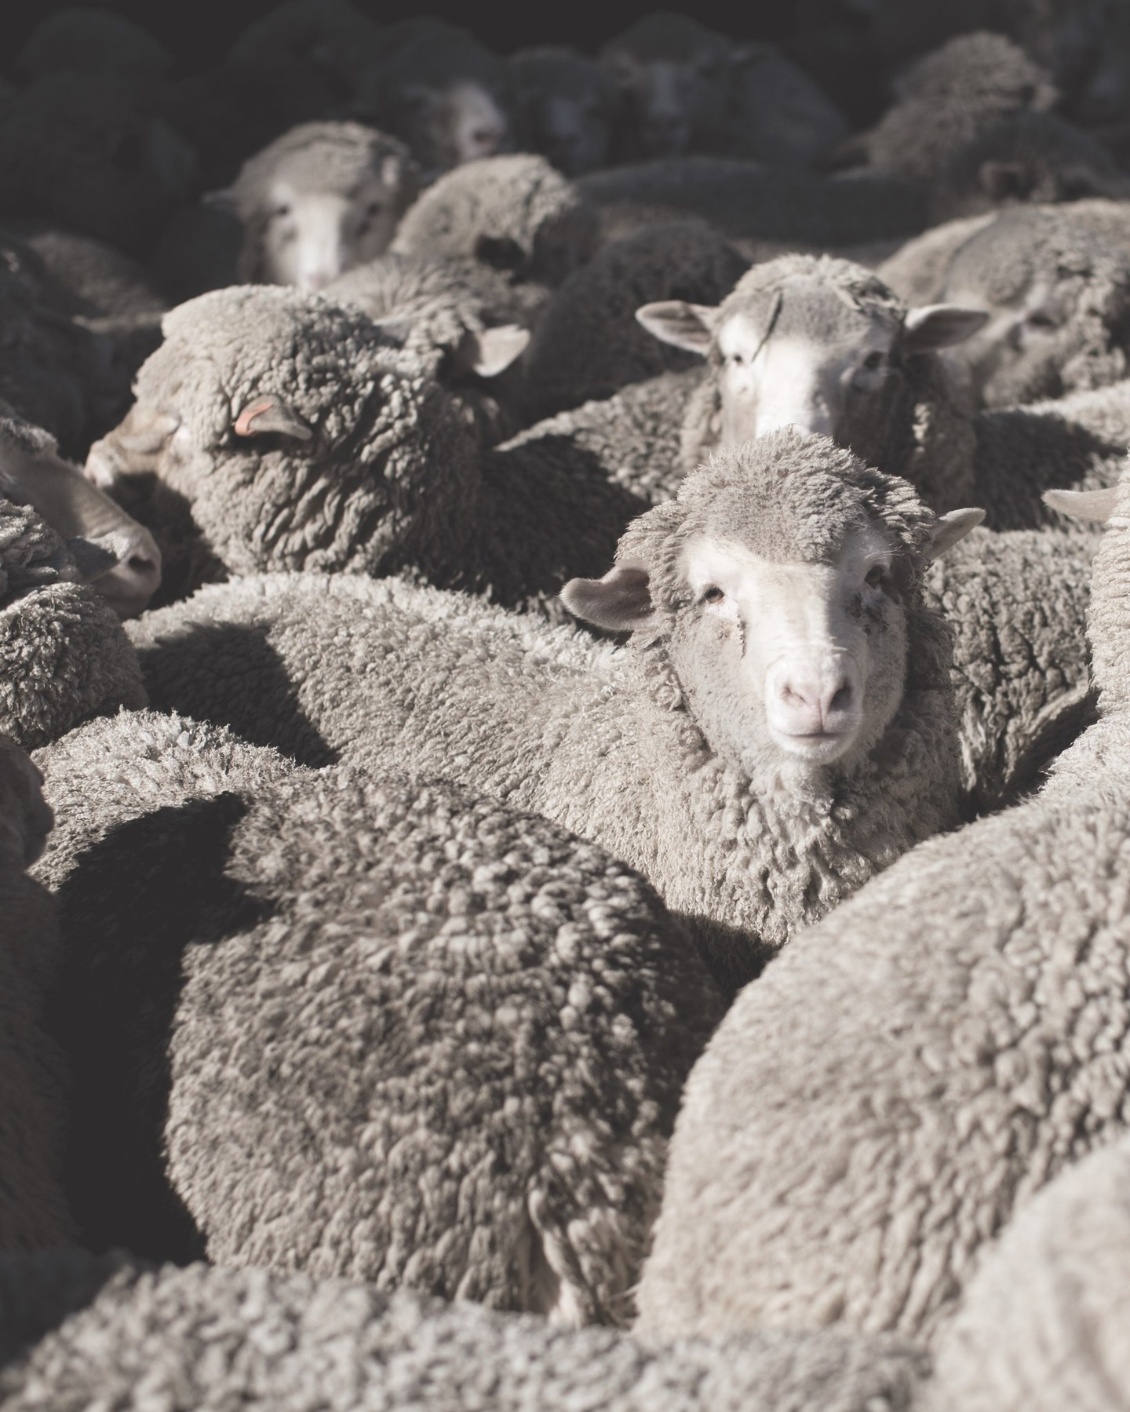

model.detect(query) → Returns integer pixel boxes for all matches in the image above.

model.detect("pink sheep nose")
[766,656,860,739]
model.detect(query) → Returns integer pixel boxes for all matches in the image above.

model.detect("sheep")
[0,1251,928,1412]
[518,221,748,419]
[0,413,161,618]
[324,251,532,444]
[637,252,988,512]
[632,463,1130,1347]
[576,158,929,247]
[598,14,733,161]
[0,72,196,256]
[33,709,721,1320]
[225,0,386,106]
[0,498,147,750]
[0,733,70,1252]
[354,22,513,175]
[224,121,421,291]
[127,432,982,992]
[937,207,1130,407]
[509,46,621,177]
[86,285,645,612]
[721,43,850,167]
[391,153,599,288]
[877,213,1001,305]
[923,1131,1130,1411]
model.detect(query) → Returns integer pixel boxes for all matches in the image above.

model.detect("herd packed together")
[4,2,1130,1408]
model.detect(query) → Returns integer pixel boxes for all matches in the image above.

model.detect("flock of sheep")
[4,1,1130,1407]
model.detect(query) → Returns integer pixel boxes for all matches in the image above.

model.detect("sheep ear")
[233,396,312,442]
[903,304,989,355]
[927,507,985,559]
[1043,486,1120,522]
[379,155,402,186]
[636,301,718,354]
[202,187,237,215]
[561,565,657,632]
[457,325,530,378]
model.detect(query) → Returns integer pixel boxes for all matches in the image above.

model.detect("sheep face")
[398,81,512,171]
[0,421,161,618]
[639,269,986,468]
[563,433,982,785]
[260,167,405,289]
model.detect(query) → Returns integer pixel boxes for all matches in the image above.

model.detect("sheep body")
[634,465,1130,1344]
[34,711,720,1321]
[509,46,620,176]
[0,1251,928,1412]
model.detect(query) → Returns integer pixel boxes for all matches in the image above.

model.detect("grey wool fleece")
[33,712,721,1323]
[0,499,146,749]
[0,1251,928,1412]
[924,1131,1130,1412]
[130,431,963,992]
[0,734,70,1253]
[634,464,1130,1348]
[91,285,648,614]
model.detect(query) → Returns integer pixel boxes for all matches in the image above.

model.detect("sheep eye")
[272,204,292,220]
[1025,309,1057,331]
[864,565,886,589]
[700,585,725,605]
[365,202,383,218]
[862,351,884,371]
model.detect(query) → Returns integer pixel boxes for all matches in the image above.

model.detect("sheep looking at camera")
[227,121,421,290]
[639,253,987,512]
[129,432,981,991]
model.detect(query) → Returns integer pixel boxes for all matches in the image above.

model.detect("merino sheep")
[34,711,721,1321]
[598,14,733,161]
[87,285,645,612]
[128,432,981,991]
[938,206,1130,407]
[633,463,1130,1345]
[509,46,620,177]
[722,43,850,167]
[0,1251,928,1412]
[391,153,599,287]
[519,221,747,419]
[638,252,987,512]
[226,121,421,290]
[0,734,69,1252]
[355,22,513,175]
[924,1131,1130,1411]
[0,497,147,750]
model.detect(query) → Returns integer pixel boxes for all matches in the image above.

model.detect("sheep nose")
[766,656,859,738]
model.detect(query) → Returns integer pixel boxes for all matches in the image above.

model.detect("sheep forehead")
[685,479,891,565]
[719,284,895,354]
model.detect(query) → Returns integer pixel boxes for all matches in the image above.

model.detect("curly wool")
[520,220,748,418]
[391,154,599,286]
[942,206,1130,404]
[33,713,720,1321]
[129,433,962,992]
[0,501,146,750]
[634,467,1130,1347]
[0,1252,928,1412]
[678,253,979,512]
[924,1132,1130,1412]
[94,285,649,614]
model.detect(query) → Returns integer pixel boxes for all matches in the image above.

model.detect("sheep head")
[638,254,986,474]
[564,430,981,783]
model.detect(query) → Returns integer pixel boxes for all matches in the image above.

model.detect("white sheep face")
[446,81,511,164]
[940,271,1077,405]
[668,528,907,776]
[262,172,403,290]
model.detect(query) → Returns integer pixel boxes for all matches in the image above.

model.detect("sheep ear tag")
[1043,486,1121,523]
[233,396,312,442]
[560,565,658,632]
[927,507,985,560]
[635,301,718,354]
[903,305,990,355]
[459,325,530,378]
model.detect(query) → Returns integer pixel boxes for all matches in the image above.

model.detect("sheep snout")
[765,652,862,756]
